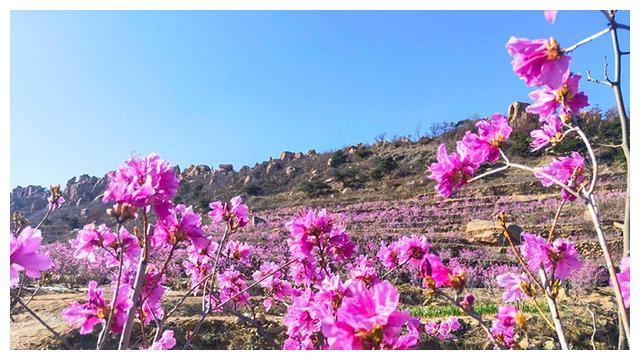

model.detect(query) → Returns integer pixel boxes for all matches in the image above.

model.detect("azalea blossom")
[530,114,564,151]
[527,73,589,120]
[209,195,250,231]
[612,257,630,308]
[148,330,176,350]
[419,253,451,289]
[461,114,513,164]
[10,227,52,287]
[153,204,209,249]
[253,261,295,311]
[377,240,401,269]
[62,281,132,334]
[424,317,461,341]
[534,151,586,201]
[428,142,480,198]
[520,232,581,280]
[70,224,117,263]
[223,240,252,264]
[544,10,558,24]
[347,255,379,286]
[104,227,142,269]
[103,154,179,218]
[321,280,417,350]
[396,235,431,268]
[48,185,65,211]
[506,36,570,88]
[283,290,323,350]
[496,272,529,303]
[217,269,250,306]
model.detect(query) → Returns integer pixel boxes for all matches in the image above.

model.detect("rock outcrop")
[465,219,523,245]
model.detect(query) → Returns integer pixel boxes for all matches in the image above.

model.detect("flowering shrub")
[9,10,630,351]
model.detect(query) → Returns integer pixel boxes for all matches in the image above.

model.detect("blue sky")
[11,10,630,188]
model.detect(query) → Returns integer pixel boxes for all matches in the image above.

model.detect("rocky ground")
[10,286,622,350]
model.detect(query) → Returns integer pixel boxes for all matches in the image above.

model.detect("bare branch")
[562,26,611,54]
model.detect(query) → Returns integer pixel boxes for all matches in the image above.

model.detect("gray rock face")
[508,101,539,133]
[465,219,523,245]
[279,151,295,161]
[10,185,48,214]
[266,161,282,174]
[64,175,105,206]
[218,164,234,172]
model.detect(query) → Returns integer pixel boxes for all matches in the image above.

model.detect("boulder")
[252,216,268,226]
[294,152,304,159]
[465,219,523,245]
[307,149,317,156]
[508,101,539,133]
[218,164,234,172]
[285,166,297,177]
[279,151,295,161]
[266,161,282,174]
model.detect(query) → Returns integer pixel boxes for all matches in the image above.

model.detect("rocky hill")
[10,102,627,249]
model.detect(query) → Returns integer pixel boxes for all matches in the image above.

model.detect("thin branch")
[562,26,611,54]
[16,297,71,349]
[183,258,297,349]
[97,224,124,349]
[435,289,501,349]
[581,300,597,350]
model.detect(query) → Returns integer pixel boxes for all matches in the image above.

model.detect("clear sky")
[10,10,630,188]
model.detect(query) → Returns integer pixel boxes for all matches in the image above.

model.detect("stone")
[252,216,267,226]
[266,161,282,174]
[307,149,317,156]
[342,187,352,194]
[294,152,304,159]
[279,151,295,161]
[218,164,234,172]
[465,219,523,245]
[285,166,297,177]
[508,101,539,133]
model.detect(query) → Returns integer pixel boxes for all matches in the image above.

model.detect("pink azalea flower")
[10,227,52,287]
[612,257,630,308]
[437,317,462,341]
[520,232,553,274]
[183,259,212,291]
[521,232,581,280]
[209,195,250,231]
[223,240,252,264]
[62,281,132,334]
[527,73,589,120]
[460,293,475,310]
[506,36,570,88]
[139,266,166,323]
[287,208,356,269]
[496,272,529,303]
[153,204,209,249]
[148,330,176,350]
[327,228,356,261]
[289,257,323,287]
[530,114,564,152]
[314,274,352,318]
[103,154,179,217]
[461,114,513,163]
[104,227,142,269]
[534,151,585,201]
[428,142,479,198]
[217,269,250,306]
[283,290,323,350]
[70,224,117,262]
[550,238,582,280]
[321,280,415,350]
[544,10,558,24]
[419,253,451,288]
[377,241,401,269]
[347,255,379,286]
[396,235,431,268]
[253,261,294,311]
